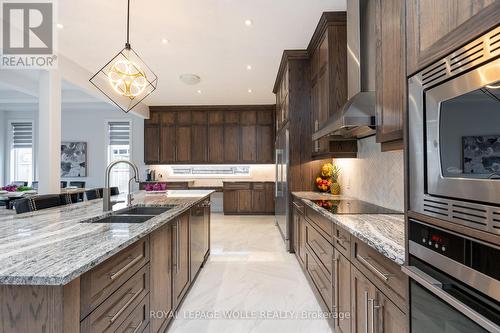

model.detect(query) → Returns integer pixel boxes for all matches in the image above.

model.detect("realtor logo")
[1,0,57,68]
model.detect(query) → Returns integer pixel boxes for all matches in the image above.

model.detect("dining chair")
[11,181,28,187]
[85,188,102,201]
[31,181,39,190]
[69,181,86,201]
[14,194,70,214]
[60,181,68,188]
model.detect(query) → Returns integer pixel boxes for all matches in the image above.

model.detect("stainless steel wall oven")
[409,26,500,235]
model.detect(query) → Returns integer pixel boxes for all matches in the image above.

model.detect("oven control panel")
[409,220,466,264]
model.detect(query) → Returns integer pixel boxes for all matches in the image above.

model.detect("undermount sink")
[89,215,154,224]
[115,206,175,216]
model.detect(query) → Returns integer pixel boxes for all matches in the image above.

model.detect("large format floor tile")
[169,214,332,333]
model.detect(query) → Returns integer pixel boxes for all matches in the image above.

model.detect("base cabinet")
[223,182,275,215]
[292,197,408,333]
[172,212,190,307]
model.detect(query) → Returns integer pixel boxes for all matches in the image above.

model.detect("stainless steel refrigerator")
[275,127,290,251]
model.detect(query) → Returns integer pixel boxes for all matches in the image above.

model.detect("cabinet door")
[293,207,300,256]
[203,205,210,258]
[406,0,498,74]
[334,250,351,333]
[374,290,407,333]
[251,189,266,213]
[223,190,238,214]
[238,189,252,213]
[351,266,377,333]
[144,125,160,163]
[375,0,405,149]
[160,125,176,163]
[257,125,274,163]
[208,125,224,163]
[264,183,275,213]
[173,213,190,306]
[240,126,257,162]
[298,212,306,266]
[176,126,191,163]
[191,125,207,163]
[224,125,240,163]
[150,224,172,333]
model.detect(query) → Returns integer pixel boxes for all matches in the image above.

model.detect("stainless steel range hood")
[312,0,376,141]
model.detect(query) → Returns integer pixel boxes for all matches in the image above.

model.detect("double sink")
[87,206,177,224]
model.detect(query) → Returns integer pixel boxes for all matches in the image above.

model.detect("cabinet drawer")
[223,182,250,190]
[306,222,333,276]
[115,294,150,333]
[306,250,332,310]
[333,225,351,258]
[81,238,150,318]
[305,206,333,240]
[81,264,150,333]
[292,199,305,215]
[351,238,406,304]
[167,182,189,189]
[252,182,265,190]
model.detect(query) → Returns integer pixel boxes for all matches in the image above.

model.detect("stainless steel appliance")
[409,26,500,234]
[275,127,290,250]
[403,219,500,332]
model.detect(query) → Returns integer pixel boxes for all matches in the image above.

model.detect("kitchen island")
[0,190,213,333]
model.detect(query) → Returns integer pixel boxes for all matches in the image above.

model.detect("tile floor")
[169,213,332,333]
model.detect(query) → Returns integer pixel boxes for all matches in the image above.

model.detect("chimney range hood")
[312,0,376,141]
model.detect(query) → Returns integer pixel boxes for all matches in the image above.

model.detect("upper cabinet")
[406,0,499,75]
[374,0,406,151]
[307,12,357,159]
[144,106,275,165]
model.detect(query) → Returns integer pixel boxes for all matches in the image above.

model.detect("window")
[10,122,33,184]
[107,121,131,193]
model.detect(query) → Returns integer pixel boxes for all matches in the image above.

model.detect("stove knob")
[422,238,426,243]
[428,241,432,246]
[441,246,446,252]
[435,243,439,249]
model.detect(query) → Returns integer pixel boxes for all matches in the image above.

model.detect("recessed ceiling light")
[161,38,169,44]
[197,90,202,94]
[56,23,64,29]
[248,89,253,93]
[246,65,252,70]
[244,19,253,26]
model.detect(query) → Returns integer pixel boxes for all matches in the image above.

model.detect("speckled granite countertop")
[0,190,213,286]
[292,192,405,265]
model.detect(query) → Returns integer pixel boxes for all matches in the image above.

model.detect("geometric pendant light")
[89,0,158,113]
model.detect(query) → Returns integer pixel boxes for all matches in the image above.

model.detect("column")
[38,70,61,194]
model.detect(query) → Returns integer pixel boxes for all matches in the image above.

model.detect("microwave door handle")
[402,266,500,333]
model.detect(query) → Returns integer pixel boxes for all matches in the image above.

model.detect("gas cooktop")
[312,199,401,215]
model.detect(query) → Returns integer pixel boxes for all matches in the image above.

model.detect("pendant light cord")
[125,0,131,49]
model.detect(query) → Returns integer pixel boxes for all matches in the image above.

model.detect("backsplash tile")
[334,136,404,212]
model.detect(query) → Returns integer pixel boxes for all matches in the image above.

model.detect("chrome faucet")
[103,160,140,211]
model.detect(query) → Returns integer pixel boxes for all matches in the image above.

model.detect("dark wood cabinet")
[144,106,275,164]
[223,182,275,215]
[172,212,190,307]
[144,125,160,164]
[375,0,405,151]
[406,0,499,75]
[150,224,173,332]
[307,12,356,159]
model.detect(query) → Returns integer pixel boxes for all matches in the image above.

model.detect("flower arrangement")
[315,163,341,195]
[144,183,167,191]
[1,185,33,192]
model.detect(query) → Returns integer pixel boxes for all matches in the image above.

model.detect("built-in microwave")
[409,26,500,235]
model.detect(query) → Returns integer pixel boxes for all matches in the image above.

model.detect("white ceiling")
[58,0,347,105]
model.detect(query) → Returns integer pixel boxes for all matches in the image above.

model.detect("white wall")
[334,136,404,212]
[1,108,145,189]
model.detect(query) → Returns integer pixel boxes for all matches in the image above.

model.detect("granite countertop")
[0,190,213,286]
[292,192,405,265]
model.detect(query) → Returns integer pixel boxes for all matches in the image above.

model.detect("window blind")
[108,121,130,145]
[12,122,33,148]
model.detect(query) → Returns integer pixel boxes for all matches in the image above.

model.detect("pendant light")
[90,0,158,113]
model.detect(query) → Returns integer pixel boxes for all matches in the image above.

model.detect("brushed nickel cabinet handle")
[364,291,369,333]
[108,288,142,323]
[110,254,144,281]
[357,255,391,282]
[130,320,144,333]
[332,234,349,244]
